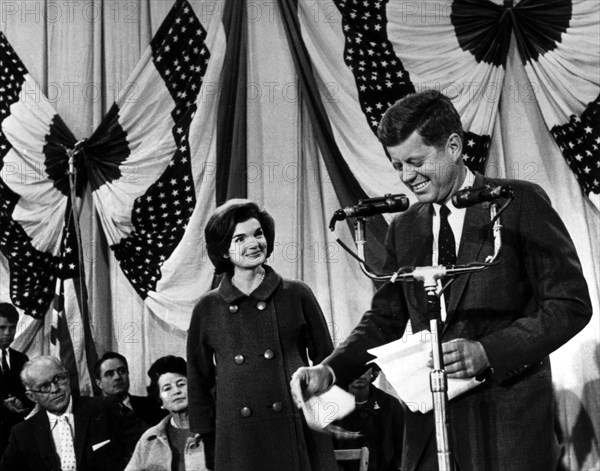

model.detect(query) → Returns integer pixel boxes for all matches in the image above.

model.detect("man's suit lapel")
[73,397,90,468]
[443,174,490,331]
[405,204,433,267]
[397,204,433,332]
[9,348,27,371]
[31,411,62,470]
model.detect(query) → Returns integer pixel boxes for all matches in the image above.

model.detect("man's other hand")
[2,396,29,416]
[427,338,490,378]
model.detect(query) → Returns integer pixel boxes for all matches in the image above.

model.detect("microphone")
[451,185,514,208]
[332,194,410,222]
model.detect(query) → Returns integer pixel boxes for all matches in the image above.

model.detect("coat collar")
[218,265,281,303]
[146,415,201,449]
[147,415,171,438]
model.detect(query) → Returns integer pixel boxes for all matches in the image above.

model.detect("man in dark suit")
[0,302,32,457]
[94,352,166,427]
[292,90,592,471]
[0,355,144,471]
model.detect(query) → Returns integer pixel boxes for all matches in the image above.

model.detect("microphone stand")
[349,202,504,471]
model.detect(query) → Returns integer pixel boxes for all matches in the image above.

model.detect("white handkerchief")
[301,385,355,430]
[92,439,111,451]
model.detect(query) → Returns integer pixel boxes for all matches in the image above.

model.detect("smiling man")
[0,356,144,471]
[291,90,592,471]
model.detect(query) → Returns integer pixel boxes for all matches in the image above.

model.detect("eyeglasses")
[28,372,70,394]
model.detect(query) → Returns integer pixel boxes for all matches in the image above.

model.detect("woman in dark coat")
[187,198,338,471]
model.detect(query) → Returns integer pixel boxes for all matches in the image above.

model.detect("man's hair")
[146,355,187,399]
[377,90,464,149]
[0,302,19,324]
[20,355,65,389]
[94,351,128,380]
[205,198,275,275]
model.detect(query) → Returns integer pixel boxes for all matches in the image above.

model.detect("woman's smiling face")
[226,218,268,270]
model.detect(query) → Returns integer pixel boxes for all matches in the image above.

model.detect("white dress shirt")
[432,167,476,321]
[47,399,75,465]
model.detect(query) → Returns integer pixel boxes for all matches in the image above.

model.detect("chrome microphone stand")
[340,200,507,471]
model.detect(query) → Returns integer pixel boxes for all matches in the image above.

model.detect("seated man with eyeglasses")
[0,356,146,471]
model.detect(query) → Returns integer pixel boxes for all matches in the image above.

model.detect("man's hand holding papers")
[368,330,484,414]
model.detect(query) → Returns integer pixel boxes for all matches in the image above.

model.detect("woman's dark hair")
[146,355,187,399]
[204,198,275,275]
[377,89,463,149]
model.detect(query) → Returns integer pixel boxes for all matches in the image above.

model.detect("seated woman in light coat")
[125,356,209,471]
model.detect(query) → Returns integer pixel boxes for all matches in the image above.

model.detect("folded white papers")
[300,385,355,430]
[367,332,483,414]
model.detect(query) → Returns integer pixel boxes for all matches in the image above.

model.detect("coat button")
[241,407,252,417]
[263,349,274,360]
[272,402,283,412]
[234,355,245,365]
[256,301,267,310]
[229,304,239,313]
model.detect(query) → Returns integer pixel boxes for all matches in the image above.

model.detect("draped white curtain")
[2,0,373,390]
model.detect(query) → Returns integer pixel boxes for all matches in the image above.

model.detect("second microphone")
[333,194,410,221]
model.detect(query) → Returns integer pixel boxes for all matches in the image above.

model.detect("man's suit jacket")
[325,174,592,471]
[0,396,146,471]
[0,349,30,455]
[129,394,167,427]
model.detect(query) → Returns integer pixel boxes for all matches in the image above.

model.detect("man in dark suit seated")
[292,90,592,471]
[0,302,32,457]
[94,351,166,427]
[0,355,144,471]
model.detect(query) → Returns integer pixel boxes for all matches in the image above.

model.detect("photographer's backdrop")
[0,1,598,468]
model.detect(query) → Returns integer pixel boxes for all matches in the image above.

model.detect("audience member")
[0,356,143,471]
[0,302,32,456]
[333,366,404,471]
[187,199,338,470]
[126,355,209,471]
[95,351,166,426]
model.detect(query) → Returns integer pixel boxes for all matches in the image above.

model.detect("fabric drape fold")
[448,0,599,196]
[278,0,390,272]
[81,104,130,192]
[216,0,248,204]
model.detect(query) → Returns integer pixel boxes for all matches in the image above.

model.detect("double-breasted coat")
[187,265,338,471]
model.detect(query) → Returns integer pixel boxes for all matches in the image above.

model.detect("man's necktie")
[438,205,457,309]
[1,349,8,373]
[0,349,8,397]
[58,415,77,471]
